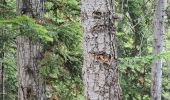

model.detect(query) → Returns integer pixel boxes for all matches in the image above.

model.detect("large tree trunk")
[16,0,45,100]
[17,37,46,100]
[81,0,122,100]
[151,0,166,100]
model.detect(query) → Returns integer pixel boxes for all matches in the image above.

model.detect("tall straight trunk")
[151,0,166,100]
[0,48,4,100]
[0,0,6,99]
[81,0,122,99]
[16,0,45,100]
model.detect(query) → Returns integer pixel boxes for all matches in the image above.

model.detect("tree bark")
[16,0,45,100]
[17,37,46,100]
[151,0,166,100]
[81,0,122,100]
[0,0,6,99]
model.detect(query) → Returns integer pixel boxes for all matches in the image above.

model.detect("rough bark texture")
[17,37,46,100]
[16,0,45,100]
[151,0,166,100]
[81,0,122,100]
[16,0,44,19]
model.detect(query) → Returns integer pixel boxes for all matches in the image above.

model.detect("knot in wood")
[92,53,111,64]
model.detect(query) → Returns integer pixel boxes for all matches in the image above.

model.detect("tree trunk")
[151,0,166,100]
[81,0,122,100]
[0,0,6,99]
[16,0,45,100]
[0,50,4,100]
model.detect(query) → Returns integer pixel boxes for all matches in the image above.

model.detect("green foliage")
[36,0,84,99]
[3,52,17,99]
[1,0,83,99]
[119,51,170,99]
[116,0,170,99]
[38,20,83,99]
[1,0,170,100]
[0,15,53,42]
